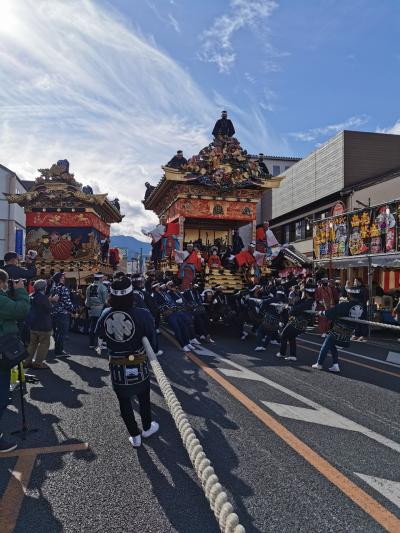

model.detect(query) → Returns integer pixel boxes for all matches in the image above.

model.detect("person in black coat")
[96,276,159,448]
[3,250,37,281]
[277,284,316,361]
[25,279,57,368]
[232,229,244,254]
[212,111,235,138]
[167,150,187,169]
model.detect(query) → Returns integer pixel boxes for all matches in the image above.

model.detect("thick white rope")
[142,336,245,533]
[305,310,400,331]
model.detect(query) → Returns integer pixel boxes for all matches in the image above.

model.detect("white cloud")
[377,120,400,135]
[168,13,181,33]
[199,0,278,73]
[0,0,289,240]
[0,0,214,239]
[289,115,370,142]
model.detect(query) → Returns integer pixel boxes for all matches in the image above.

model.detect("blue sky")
[0,0,399,237]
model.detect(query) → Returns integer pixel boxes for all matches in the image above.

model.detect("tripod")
[11,363,38,440]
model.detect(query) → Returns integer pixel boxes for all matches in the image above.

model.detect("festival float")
[143,133,285,290]
[5,160,123,284]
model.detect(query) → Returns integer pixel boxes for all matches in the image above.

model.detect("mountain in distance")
[110,235,151,258]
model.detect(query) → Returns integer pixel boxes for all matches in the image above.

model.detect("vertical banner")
[15,229,23,256]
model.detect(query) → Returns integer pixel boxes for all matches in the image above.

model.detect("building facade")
[265,130,400,257]
[240,154,301,244]
[0,164,28,259]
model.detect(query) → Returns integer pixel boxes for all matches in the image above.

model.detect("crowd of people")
[0,246,381,453]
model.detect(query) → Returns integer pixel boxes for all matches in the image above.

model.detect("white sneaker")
[208,337,215,343]
[190,338,201,346]
[321,333,327,338]
[200,335,206,340]
[156,329,160,334]
[358,337,366,342]
[156,350,164,356]
[275,352,284,358]
[328,364,340,373]
[142,421,159,439]
[255,346,266,351]
[241,332,248,340]
[350,335,357,341]
[129,435,142,448]
[187,343,196,350]
[183,345,191,352]
[270,340,279,345]
[312,363,323,370]
[285,356,297,361]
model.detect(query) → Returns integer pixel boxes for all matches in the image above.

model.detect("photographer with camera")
[3,250,37,281]
[0,270,30,452]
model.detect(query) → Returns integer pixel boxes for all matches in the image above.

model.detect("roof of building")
[341,166,400,194]
[20,180,36,191]
[249,154,302,162]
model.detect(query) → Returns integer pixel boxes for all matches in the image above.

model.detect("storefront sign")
[331,201,345,216]
[313,202,398,260]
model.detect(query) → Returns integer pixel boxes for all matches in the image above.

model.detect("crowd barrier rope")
[142,336,245,533]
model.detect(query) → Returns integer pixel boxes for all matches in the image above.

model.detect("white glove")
[176,298,183,304]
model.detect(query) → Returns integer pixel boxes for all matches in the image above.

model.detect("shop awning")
[314,253,400,269]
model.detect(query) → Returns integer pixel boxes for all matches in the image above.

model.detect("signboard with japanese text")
[313,202,398,260]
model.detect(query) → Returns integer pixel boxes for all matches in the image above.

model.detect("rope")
[305,311,400,331]
[142,337,245,533]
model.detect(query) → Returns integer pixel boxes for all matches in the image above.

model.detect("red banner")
[26,211,110,236]
[167,198,256,223]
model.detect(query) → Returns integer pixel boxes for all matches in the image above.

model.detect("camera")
[26,250,38,261]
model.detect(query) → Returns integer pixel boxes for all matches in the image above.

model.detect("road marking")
[210,353,400,453]
[183,349,400,532]
[0,455,36,533]
[355,474,400,509]
[300,338,400,369]
[0,442,89,459]
[297,343,400,378]
[387,352,400,365]
[0,442,89,532]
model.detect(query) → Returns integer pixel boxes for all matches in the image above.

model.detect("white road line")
[193,346,400,454]
[355,473,400,509]
[387,351,400,366]
[299,338,400,369]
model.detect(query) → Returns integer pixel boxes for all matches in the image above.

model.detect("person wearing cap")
[24,279,58,369]
[312,287,364,373]
[276,282,316,362]
[212,110,235,138]
[167,150,187,169]
[85,273,109,349]
[50,272,75,356]
[96,276,159,448]
[3,250,37,281]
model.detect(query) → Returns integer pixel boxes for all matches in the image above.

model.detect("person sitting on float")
[167,150,187,169]
[208,248,222,269]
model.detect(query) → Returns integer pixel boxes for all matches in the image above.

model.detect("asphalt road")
[0,326,399,533]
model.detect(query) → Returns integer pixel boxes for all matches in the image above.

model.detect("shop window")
[272,165,281,176]
[283,224,290,243]
[295,220,305,241]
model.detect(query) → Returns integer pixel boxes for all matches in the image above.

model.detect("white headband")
[110,285,133,296]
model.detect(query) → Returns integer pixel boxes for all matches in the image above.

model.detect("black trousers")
[279,324,299,357]
[114,383,152,437]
